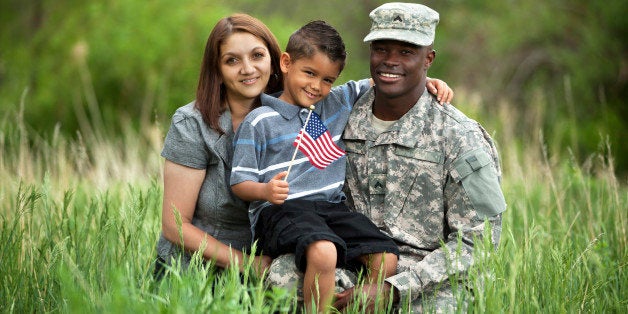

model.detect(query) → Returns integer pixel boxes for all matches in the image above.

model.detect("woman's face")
[220,32,272,105]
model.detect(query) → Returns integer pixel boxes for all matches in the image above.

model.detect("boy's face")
[278,51,341,109]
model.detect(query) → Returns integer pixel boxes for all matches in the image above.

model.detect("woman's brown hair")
[195,13,283,134]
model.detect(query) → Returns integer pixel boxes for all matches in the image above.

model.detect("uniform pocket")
[394,146,444,164]
[345,141,366,155]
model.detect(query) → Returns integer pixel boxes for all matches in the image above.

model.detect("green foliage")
[471,172,627,312]
[1,2,626,312]
[1,0,626,174]
[0,0,231,134]
[1,98,626,312]
[427,0,628,174]
[0,179,296,313]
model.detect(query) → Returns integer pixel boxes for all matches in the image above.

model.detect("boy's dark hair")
[285,20,346,73]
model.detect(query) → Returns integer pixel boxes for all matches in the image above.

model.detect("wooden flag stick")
[285,105,315,181]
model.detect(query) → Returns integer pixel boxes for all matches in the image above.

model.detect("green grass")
[1,98,626,313]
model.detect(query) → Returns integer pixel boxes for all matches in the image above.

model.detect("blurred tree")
[435,0,627,173]
[1,0,626,174]
[0,0,233,135]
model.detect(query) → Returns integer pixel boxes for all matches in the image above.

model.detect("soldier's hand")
[333,283,396,312]
[253,255,272,275]
[333,287,354,311]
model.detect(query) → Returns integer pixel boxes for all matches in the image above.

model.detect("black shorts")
[255,199,399,272]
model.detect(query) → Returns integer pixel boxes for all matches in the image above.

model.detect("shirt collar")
[345,88,433,148]
[260,93,302,120]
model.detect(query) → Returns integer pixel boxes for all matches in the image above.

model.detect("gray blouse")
[156,102,251,269]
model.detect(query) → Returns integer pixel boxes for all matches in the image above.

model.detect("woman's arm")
[161,160,248,270]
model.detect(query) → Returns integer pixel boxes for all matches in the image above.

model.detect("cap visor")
[364,29,432,46]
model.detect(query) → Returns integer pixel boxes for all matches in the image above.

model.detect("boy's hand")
[265,171,289,204]
[426,77,454,104]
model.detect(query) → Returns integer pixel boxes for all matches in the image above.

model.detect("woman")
[156,14,281,275]
[155,13,453,276]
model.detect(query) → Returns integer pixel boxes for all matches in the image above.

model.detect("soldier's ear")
[425,49,435,68]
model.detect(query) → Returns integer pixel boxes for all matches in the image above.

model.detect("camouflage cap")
[364,2,439,46]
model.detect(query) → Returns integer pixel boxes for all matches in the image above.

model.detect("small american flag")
[293,112,345,169]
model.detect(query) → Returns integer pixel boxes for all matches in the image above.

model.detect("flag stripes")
[293,112,345,169]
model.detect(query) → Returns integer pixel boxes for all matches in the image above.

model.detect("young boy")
[230,21,398,312]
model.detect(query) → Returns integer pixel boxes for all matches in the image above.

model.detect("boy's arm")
[231,171,289,204]
[231,113,289,204]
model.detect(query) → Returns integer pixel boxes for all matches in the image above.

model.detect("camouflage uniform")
[267,3,506,312]
[267,89,506,312]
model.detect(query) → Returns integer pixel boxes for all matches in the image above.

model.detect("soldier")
[267,2,507,312]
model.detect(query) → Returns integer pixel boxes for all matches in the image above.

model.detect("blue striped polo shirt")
[230,79,370,232]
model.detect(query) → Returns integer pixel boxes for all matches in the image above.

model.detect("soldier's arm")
[385,130,506,302]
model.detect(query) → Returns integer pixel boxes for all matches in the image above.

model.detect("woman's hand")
[426,77,454,104]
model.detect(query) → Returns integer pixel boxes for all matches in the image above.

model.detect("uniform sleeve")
[161,112,210,169]
[230,120,263,186]
[385,128,506,301]
[447,126,507,222]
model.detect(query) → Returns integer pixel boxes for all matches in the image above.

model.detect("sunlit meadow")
[1,88,626,312]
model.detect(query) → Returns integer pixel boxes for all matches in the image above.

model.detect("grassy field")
[1,95,626,313]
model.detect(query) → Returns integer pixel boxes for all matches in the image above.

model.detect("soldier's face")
[369,40,434,101]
